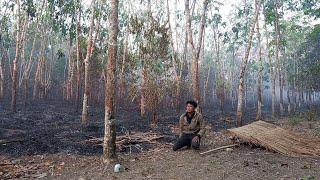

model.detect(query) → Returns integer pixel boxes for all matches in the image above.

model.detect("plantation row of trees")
[0,0,319,162]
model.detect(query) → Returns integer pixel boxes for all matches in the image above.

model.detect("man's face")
[186,103,195,113]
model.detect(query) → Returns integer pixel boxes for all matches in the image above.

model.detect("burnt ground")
[0,100,320,179]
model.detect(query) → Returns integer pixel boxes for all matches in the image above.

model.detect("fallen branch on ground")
[0,139,24,144]
[83,132,165,148]
[200,144,239,155]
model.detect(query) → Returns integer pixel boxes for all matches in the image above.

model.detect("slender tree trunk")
[178,0,190,109]
[22,0,45,106]
[287,73,292,113]
[293,53,297,111]
[103,0,119,164]
[166,0,180,111]
[140,61,147,118]
[0,51,4,98]
[19,17,28,88]
[68,52,75,101]
[140,0,152,118]
[11,0,22,112]
[76,0,82,111]
[82,0,96,127]
[263,9,275,117]
[274,0,284,115]
[33,54,45,99]
[174,0,182,111]
[236,0,261,127]
[244,79,247,108]
[212,23,225,112]
[203,66,211,107]
[65,42,73,100]
[44,38,54,99]
[33,35,46,100]
[231,47,236,110]
[185,0,209,106]
[271,69,276,116]
[33,57,41,99]
[256,13,263,120]
[119,26,128,101]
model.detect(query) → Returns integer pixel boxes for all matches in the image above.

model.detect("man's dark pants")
[173,133,200,151]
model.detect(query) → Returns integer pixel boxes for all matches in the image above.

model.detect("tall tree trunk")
[140,0,152,118]
[0,50,4,98]
[33,57,41,99]
[263,8,275,117]
[81,0,96,127]
[293,53,297,111]
[68,51,75,101]
[274,0,284,115]
[119,26,128,101]
[203,66,211,107]
[231,47,236,110]
[11,0,22,112]
[103,0,119,164]
[236,0,261,127]
[22,0,45,106]
[75,0,82,111]
[18,17,29,88]
[185,0,209,106]
[166,0,180,111]
[33,34,46,100]
[286,71,292,113]
[43,38,54,99]
[256,12,263,120]
[140,63,147,118]
[212,23,224,112]
[65,42,73,100]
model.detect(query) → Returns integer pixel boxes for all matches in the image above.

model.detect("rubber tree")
[103,0,119,164]
[236,0,261,127]
[185,0,209,107]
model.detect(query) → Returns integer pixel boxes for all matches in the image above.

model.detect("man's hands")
[192,135,199,143]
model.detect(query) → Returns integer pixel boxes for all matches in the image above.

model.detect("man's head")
[186,100,197,113]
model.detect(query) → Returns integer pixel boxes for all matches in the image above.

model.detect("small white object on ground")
[114,164,122,173]
[225,148,233,152]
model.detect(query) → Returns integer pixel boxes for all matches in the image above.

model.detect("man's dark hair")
[186,100,197,108]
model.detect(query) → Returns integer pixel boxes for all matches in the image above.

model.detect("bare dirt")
[1,101,319,180]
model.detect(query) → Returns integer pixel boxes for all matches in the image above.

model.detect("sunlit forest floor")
[0,101,319,179]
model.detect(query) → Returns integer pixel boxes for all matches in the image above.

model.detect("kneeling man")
[173,100,206,151]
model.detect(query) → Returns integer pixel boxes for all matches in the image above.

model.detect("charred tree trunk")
[236,0,261,127]
[103,0,119,164]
